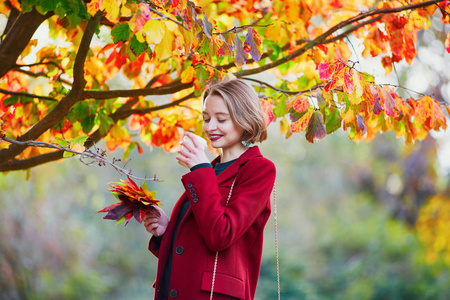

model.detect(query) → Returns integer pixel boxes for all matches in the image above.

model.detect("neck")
[220,144,248,163]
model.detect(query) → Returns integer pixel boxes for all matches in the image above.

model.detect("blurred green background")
[2,126,450,300]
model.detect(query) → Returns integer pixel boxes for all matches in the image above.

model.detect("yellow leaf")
[103,0,121,23]
[142,19,166,45]
[290,109,314,133]
[86,0,100,17]
[181,66,195,84]
[154,32,174,61]
[285,0,300,23]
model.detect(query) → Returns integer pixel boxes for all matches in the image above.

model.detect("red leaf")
[98,202,122,213]
[102,202,133,221]
[287,94,310,113]
[260,99,275,125]
[344,69,354,94]
[370,85,383,115]
[305,111,326,143]
[133,205,150,223]
[100,177,161,226]
[317,62,333,80]
[383,87,398,117]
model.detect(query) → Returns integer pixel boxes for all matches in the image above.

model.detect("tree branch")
[83,82,194,100]
[0,11,102,165]
[0,8,53,78]
[0,88,57,101]
[235,0,445,78]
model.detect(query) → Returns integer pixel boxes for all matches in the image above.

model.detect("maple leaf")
[305,111,326,143]
[99,177,161,226]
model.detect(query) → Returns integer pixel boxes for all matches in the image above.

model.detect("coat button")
[193,198,199,203]
[175,246,184,255]
[189,188,195,193]
[191,193,197,198]
[170,289,178,298]
[187,183,193,188]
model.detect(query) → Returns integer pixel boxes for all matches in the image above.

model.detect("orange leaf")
[181,65,195,84]
[290,109,313,133]
[287,94,310,113]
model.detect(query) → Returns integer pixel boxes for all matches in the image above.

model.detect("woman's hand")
[176,132,209,169]
[143,206,169,237]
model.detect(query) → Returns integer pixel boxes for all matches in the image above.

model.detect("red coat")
[149,146,276,300]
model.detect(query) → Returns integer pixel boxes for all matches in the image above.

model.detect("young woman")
[144,79,276,300]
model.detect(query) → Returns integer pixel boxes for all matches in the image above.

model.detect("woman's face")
[202,94,245,155]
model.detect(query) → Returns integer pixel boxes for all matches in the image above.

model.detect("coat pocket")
[201,271,244,299]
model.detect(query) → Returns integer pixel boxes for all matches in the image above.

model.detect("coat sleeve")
[181,157,276,252]
[148,235,163,258]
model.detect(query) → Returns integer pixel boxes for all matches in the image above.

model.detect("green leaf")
[273,98,287,118]
[37,0,60,14]
[123,142,136,160]
[73,102,88,120]
[63,150,76,158]
[325,107,342,134]
[81,116,95,133]
[129,34,147,57]
[3,95,19,106]
[112,23,131,43]
[96,109,113,136]
[54,138,69,147]
[196,65,209,89]
[70,135,88,146]
[360,72,375,82]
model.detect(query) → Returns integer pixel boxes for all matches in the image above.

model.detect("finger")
[180,139,195,152]
[178,147,191,157]
[185,132,199,148]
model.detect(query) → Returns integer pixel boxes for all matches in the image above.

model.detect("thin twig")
[0,88,57,101]
[0,135,162,182]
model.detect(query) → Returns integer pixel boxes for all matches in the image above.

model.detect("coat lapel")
[215,146,262,185]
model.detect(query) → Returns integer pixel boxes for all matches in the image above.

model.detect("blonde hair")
[202,79,268,144]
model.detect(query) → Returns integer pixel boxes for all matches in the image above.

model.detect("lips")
[208,134,222,141]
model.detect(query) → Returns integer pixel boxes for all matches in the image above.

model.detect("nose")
[203,120,218,131]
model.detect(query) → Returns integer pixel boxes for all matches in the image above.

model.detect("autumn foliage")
[0,0,449,172]
[100,177,161,226]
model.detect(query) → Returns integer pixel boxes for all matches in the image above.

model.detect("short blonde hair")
[202,79,268,144]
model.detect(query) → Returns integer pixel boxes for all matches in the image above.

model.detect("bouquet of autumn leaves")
[99,177,161,226]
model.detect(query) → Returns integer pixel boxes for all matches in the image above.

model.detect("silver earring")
[241,140,251,147]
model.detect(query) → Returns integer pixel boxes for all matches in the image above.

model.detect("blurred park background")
[2,125,450,299]
[2,7,450,300]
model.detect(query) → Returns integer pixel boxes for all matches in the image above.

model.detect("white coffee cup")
[178,133,208,168]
